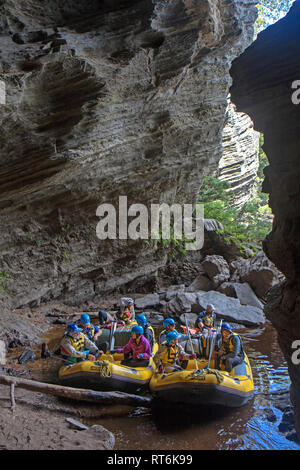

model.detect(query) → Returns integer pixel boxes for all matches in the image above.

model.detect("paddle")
[184,313,198,371]
[206,319,223,370]
[108,320,118,353]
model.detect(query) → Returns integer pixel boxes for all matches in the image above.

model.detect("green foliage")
[198,145,272,253]
[255,0,294,34]
[144,226,189,259]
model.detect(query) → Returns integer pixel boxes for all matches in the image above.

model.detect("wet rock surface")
[230,0,300,438]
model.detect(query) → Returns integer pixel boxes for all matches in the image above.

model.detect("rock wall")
[230,0,300,437]
[218,100,259,209]
[0,0,257,308]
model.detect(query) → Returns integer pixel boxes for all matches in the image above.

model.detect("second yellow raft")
[149,354,254,407]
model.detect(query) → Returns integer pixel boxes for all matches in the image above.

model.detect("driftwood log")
[0,374,152,407]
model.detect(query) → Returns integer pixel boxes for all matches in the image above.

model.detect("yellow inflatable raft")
[59,327,158,393]
[149,354,254,407]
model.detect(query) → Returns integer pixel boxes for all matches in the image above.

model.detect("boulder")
[179,312,198,326]
[217,282,237,298]
[197,291,265,326]
[186,275,214,292]
[86,425,115,450]
[230,251,285,298]
[201,255,230,287]
[166,293,198,316]
[218,281,263,309]
[233,282,264,309]
[135,293,160,310]
[165,284,186,301]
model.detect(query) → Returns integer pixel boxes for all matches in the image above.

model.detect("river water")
[86,323,300,450]
[19,322,300,450]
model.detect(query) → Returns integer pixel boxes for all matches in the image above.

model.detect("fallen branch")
[0,374,152,407]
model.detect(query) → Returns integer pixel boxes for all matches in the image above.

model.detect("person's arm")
[93,325,102,340]
[153,345,165,369]
[117,338,133,355]
[61,337,87,359]
[178,343,195,361]
[83,334,99,355]
[228,335,241,357]
[195,312,204,329]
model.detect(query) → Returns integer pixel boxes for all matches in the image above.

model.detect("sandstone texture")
[0,0,257,308]
[231,0,300,437]
[218,100,259,209]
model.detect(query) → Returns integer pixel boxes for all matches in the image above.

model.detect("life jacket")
[158,329,166,344]
[82,324,96,341]
[161,342,180,365]
[120,307,135,323]
[143,325,154,348]
[61,333,85,356]
[202,314,214,329]
[221,332,244,357]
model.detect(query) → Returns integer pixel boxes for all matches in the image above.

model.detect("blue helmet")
[80,313,90,325]
[67,323,82,335]
[131,325,144,335]
[136,314,147,326]
[221,322,231,332]
[163,318,175,328]
[166,331,179,344]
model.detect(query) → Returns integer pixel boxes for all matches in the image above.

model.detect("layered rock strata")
[0,0,257,308]
[218,100,259,209]
[230,0,300,437]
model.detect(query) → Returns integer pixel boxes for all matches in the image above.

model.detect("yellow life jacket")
[61,333,86,357]
[82,324,96,340]
[120,307,135,323]
[68,333,85,352]
[222,332,244,355]
[159,329,166,343]
[147,325,155,337]
[203,314,214,328]
[161,343,179,365]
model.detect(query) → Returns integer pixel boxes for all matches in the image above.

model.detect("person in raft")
[135,314,154,349]
[78,313,102,342]
[159,318,178,344]
[119,297,135,324]
[215,322,244,372]
[60,323,102,364]
[154,331,196,374]
[98,309,109,326]
[194,304,216,332]
[111,325,151,366]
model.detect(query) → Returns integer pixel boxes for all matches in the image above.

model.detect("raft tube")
[149,354,254,408]
[58,343,158,394]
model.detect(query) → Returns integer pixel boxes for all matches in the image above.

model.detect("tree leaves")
[255,0,294,34]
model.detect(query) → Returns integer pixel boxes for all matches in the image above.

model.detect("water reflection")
[15,321,300,450]
[90,324,300,450]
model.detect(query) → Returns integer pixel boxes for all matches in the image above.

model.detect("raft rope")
[98,360,112,378]
[187,368,224,384]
